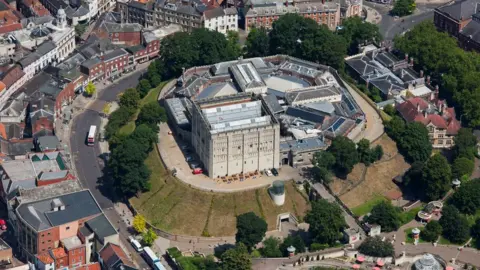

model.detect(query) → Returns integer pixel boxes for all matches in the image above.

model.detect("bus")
[142,247,167,269]
[87,125,96,146]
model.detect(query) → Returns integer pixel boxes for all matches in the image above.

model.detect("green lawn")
[399,206,423,225]
[117,82,167,136]
[351,195,387,217]
[464,209,480,226]
[438,236,454,245]
[404,227,424,244]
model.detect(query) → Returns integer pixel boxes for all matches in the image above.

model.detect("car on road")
[186,156,194,162]
[129,236,143,252]
[264,169,273,177]
[271,168,279,176]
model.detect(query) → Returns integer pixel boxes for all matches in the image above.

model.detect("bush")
[358,236,394,257]
[421,221,442,242]
[279,235,305,256]
[310,243,329,251]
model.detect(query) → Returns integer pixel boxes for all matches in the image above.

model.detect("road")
[69,71,150,269]
[365,2,444,40]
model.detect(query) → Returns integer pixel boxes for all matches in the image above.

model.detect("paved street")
[365,2,446,40]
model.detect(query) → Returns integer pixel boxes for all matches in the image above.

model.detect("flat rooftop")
[17,179,82,203]
[285,85,341,104]
[202,100,272,133]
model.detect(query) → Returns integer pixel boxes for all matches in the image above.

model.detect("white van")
[129,236,143,252]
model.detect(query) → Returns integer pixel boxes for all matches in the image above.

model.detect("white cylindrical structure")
[269,180,285,206]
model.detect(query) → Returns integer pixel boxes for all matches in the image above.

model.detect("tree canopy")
[391,0,416,17]
[454,128,477,161]
[421,154,452,201]
[260,237,282,258]
[397,122,432,163]
[395,22,480,127]
[305,199,346,245]
[449,179,480,215]
[439,205,470,244]
[85,82,96,96]
[338,16,382,55]
[119,88,141,113]
[220,243,252,270]
[327,136,359,176]
[365,201,402,232]
[358,236,394,257]
[160,28,239,78]
[235,212,267,251]
[245,27,270,58]
[452,157,474,179]
[137,102,167,130]
[279,235,306,256]
[421,220,442,243]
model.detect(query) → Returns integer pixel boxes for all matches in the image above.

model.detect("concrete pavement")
[343,81,384,142]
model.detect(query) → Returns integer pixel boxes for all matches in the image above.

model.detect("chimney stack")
[405,53,408,61]
[420,70,424,78]
[410,57,414,66]
[426,75,431,84]
[285,0,288,6]
[430,91,435,101]
[417,103,420,113]
[424,109,427,118]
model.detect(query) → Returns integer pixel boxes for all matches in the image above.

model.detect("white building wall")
[204,13,238,35]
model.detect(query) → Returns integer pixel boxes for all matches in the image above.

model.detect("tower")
[57,8,67,29]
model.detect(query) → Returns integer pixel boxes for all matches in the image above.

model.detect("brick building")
[18,0,50,18]
[243,0,342,31]
[91,12,143,46]
[0,0,23,34]
[434,0,480,37]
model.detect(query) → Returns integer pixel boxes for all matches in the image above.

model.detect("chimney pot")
[420,70,424,78]
[426,75,431,84]
[405,53,408,61]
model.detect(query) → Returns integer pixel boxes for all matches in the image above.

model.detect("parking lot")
[158,123,303,192]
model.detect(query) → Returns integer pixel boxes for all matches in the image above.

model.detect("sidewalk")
[365,6,382,24]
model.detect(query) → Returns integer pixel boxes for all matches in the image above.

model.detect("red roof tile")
[425,114,448,129]
[50,247,67,259]
[37,253,54,264]
[0,66,25,89]
[74,262,101,270]
[396,97,429,123]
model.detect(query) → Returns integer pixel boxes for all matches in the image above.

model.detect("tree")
[260,237,282,258]
[365,201,402,232]
[471,218,480,240]
[75,23,87,36]
[220,243,252,270]
[358,236,394,257]
[133,215,146,233]
[102,102,111,117]
[327,136,359,176]
[383,104,396,116]
[311,151,335,184]
[391,0,416,17]
[109,138,151,196]
[452,157,474,179]
[85,82,96,96]
[385,116,405,140]
[454,128,477,160]
[398,122,432,163]
[357,139,371,163]
[131,124,158,153]
[421,220,442,242]
[226,30,242,59]
[137,102,167,128]
[268,14,347,69]
[421,154,451,201]
[142,228,158,246]
[338,16,382,55]
[403,161,425,198]
[137,79,152,98]
[235,212,267,251]
[439,205,470,244]
[119,88,140,112]
[305,199,346,245]
[245,27,270,57]
[449,179,480,215]
[279,235,305,256]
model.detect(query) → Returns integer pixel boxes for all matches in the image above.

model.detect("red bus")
[87,125,96,146]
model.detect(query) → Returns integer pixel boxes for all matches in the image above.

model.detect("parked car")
[129,236,143,252]
[264,169,273,177]
[186,156,194,162]
[271,168,279,176]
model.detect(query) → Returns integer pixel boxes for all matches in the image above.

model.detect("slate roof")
[0,138,34,157]
[437,0,480,21]
[16,190,102,231]
[99,243,136,270]
[460,18,480,43]
[203,7,224,19]
[103,49,128,62]
[37,135,60,151]
[85,214,117,242]
[263,94,284,114]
